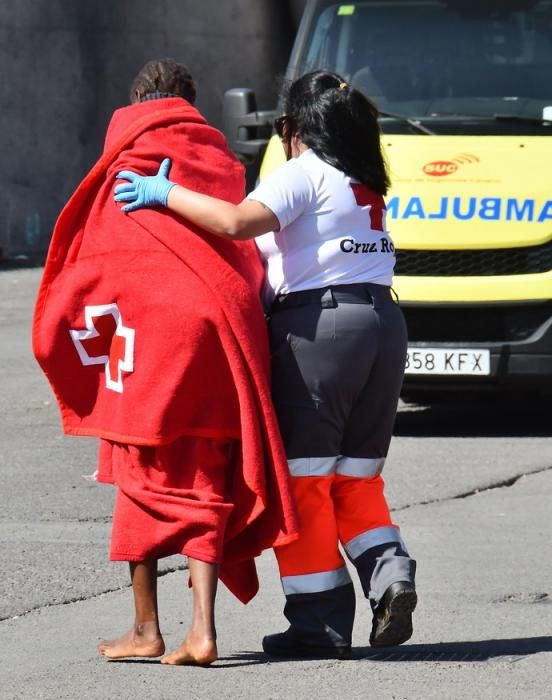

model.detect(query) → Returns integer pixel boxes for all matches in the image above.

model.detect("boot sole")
[370,589,418,648]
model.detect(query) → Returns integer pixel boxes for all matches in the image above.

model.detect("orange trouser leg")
[274,475,356,646]
[274,475,345,578]
[332,474,398,548]
[332,474,414,605]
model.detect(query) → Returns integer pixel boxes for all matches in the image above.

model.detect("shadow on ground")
[396,397,552,438]
[219,635,552,666]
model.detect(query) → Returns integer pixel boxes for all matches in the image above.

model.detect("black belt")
[271,283,392,311]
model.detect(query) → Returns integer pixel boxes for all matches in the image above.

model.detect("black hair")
[281,71,390,195]
[130,58,196,105]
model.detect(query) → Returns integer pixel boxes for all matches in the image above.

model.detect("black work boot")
[370,581,417,647]
[262,629,351,659]
[263,583,355,659]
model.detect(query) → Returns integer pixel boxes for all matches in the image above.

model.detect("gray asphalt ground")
[1,268,551,699]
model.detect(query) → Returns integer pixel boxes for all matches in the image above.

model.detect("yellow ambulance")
[223,0,552,396]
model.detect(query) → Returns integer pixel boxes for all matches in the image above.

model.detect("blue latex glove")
[114,158,176,213]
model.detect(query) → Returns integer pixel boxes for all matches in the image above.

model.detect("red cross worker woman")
[114,70,417,659]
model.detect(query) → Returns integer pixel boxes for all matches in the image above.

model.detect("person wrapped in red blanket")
[32,59,298,665]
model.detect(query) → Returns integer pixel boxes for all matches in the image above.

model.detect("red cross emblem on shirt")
[350,183,386,232]
[69,303,135,393]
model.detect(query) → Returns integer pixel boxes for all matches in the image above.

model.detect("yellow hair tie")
[339,81,348,90]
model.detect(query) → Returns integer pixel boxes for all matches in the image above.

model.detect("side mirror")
[222,88,277,164]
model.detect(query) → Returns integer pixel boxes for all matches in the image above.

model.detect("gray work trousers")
[268,283,416,647]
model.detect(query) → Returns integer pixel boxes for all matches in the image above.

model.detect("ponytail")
[130,58,196,105]
[281,71,390,195]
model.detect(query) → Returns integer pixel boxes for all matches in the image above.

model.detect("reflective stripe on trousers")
[287,456,385,478]
[344,525,407,561]
[281,565,352,596]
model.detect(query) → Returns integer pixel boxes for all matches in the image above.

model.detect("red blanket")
[32,98,298,602]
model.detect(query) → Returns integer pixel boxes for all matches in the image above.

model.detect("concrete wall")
[0,0,306,260]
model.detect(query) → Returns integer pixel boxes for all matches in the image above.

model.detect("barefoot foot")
[161,631,218,666]
[98,621,165,659]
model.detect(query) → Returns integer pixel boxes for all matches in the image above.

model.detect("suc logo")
[422,153,480,177]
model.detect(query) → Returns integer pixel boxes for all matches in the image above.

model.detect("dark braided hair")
[130,58,196,105]
[281,71,390,195]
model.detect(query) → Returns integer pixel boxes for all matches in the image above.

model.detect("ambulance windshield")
[296,0,552,131]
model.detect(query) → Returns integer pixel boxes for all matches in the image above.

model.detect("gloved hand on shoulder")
[114,157,176,213]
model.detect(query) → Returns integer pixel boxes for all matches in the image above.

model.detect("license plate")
[405,347,490,375]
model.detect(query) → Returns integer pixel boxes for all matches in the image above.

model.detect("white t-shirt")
[248,149,396,303]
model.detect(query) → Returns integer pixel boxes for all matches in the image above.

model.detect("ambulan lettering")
[386,196,552,223]
[340,237,396,253]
